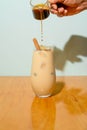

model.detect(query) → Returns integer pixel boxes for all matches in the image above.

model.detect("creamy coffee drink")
[31,47,56,98]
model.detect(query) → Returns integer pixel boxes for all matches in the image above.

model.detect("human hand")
[48,0,87,17]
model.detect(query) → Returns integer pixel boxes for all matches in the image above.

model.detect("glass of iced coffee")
[31,39,56,98]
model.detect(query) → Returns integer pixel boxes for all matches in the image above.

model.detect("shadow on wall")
[54,35,87,71]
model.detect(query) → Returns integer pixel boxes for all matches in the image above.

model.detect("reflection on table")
[0,76,87,130]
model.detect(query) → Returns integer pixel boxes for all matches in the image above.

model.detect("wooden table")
[0,76,87,130]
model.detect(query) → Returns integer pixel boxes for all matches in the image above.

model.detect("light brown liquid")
[32,4,50,42]
[31,49,56,97]
[41,13,43,42]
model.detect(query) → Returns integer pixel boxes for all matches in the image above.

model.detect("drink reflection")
[31,96,56,130]
[31,80,87,130]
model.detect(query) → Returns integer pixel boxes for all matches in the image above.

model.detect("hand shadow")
[54,35,87,71]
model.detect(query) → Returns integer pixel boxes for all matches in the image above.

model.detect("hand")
[48,0,87,17]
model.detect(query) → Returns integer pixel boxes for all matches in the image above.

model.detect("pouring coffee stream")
[30,0,50,43]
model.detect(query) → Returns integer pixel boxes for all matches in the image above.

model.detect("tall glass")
[31,48,56,98]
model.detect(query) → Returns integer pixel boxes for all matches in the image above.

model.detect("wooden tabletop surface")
[0,76,87,130]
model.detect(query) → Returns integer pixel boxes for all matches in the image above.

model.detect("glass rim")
[30,0,48,7]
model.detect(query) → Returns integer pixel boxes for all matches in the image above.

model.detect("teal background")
[0,0,87,76]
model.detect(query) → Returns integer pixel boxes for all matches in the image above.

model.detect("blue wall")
[0,0,87,76]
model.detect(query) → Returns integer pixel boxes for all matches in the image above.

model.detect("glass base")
[36,94,51,98]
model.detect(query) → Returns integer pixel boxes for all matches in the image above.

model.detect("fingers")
[57,8,68,16]
[49,1,68,17]
[50,3,58,14]
[51,3,58,10]
[50,5,68,17]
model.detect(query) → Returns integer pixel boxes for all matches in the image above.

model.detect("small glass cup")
[30,0,50,20]
[31,47,56,98]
